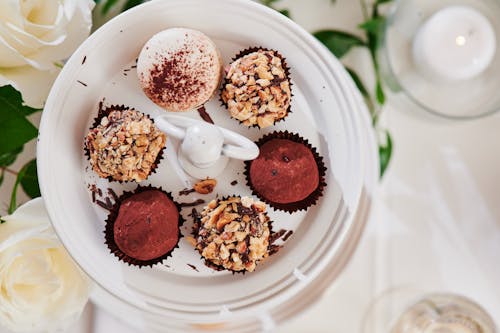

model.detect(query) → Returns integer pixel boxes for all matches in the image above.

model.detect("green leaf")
[0,169,4,187]
[359,16,386,50]
[359,16,386,34]
[101,0,120,15]
[375,0,393,5]
[262,0,279,5]
[278,9,290,17]
[123,0,144,11]
[0,110,37,155]
[20,159,40,199]
[0,85,41,116]
[379,131,392,178]
[0,86,38,155]
[8,161,30,214]
[0,146,23,167]
[345,66,376,117]
[345,67,369,97]
[313,30,366,58]
[375,79,385,105]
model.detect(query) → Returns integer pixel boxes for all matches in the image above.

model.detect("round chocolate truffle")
[250,139,318,203]
[113,190,179,261]
[221,48,291,128]
[137,28,223,112]
[194,196,271,272]
[246,132,326,212]
[85,106,166,182]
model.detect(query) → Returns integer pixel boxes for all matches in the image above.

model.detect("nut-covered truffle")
[194,196,271,272]
[85,107,166,182]
[221,49,291,128]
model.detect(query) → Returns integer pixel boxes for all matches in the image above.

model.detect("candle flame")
[456,35,466,46]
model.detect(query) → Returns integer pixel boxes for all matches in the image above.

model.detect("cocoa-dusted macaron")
[85,105,166,182]
[245,131,326,213]
[137,28,223,112]
[105,186,183,267]
[193,196,272,273]
[221,47,291,128]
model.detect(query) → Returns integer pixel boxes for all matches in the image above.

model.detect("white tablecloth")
[2,0,499,332]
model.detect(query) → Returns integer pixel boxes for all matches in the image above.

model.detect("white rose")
[0,198,92,333]
[0,0,95,108]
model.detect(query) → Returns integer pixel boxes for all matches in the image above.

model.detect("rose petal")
[0,197,92,332]
[0,31,34,67]
[21,0,59,26]
[0,0,23,27]
[0,65,60,108]
[0,198,49,243]
[29,0,94,68]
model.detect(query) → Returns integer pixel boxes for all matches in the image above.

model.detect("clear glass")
[379,0,500,119]
[391,294,496,333]
[362,289,497,333]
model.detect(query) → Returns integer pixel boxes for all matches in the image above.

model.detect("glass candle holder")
[379,0,500,119]
[362,289,496,333]
[391,293,496,333]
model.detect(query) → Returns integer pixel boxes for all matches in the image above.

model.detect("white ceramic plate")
[38,0,377,331]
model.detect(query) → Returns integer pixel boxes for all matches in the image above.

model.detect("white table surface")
[2,0,500,332]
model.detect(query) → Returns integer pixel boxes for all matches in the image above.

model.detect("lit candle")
[412,5,496,81]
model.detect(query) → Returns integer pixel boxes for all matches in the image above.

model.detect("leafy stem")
[8,163,29,214]
[1,167,18,176]
[312,0,393,177]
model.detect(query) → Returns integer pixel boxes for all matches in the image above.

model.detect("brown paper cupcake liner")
[104,185,184,267]
[84,103,165,183]
[244,131,327,213]
[192,195,277,274]
[219,47,293,129]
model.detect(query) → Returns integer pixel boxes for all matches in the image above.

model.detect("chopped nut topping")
[221,50,291,128]
[85,108,166,182]
[185,236,197,247]
[193,178,217,194]
[194,196,271,272]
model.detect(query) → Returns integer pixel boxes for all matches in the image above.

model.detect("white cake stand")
[37,0,378,331]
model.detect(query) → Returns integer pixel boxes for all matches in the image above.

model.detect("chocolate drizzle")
[179,199,205,208]
[282,230,293,242]
[179,188,195,196]
[197,106,214,124]
[187,264,199,272]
